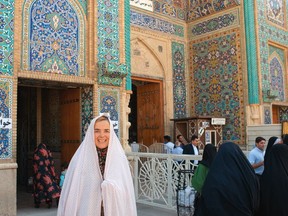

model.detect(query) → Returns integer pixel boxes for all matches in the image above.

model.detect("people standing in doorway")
[163,135,175,154]
[183,135,200,170]
[32,143,60,208]
[248,136,266,177]
[57,114,137,216]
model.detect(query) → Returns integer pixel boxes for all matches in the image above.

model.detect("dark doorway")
[129,78,164,147]
[17,84,81,191]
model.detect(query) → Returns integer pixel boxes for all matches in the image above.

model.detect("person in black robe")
[199,142,259,216]
[259,144,288,216]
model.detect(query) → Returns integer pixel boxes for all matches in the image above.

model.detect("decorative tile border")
[0,0,14,75]
[0,78,13,158]
[172,42,186,118]
[78,0,87,15]
[130,10,184,37]
[188,9,239,38]
[97,0,122,86]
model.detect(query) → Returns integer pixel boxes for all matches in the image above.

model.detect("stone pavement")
[17,189,177,216]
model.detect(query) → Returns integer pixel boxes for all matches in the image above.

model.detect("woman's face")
[94,119,110,149]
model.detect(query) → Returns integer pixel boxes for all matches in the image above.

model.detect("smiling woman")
[57,113,137,216]
[94,116,111,149]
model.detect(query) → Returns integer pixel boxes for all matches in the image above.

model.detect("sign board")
[0,117,12,129]
[202,121,210,128]
[130,0,153,11]
[211,118,225,125]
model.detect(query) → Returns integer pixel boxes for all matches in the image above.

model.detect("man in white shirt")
[248,136,266,176]
[163,135,175,154]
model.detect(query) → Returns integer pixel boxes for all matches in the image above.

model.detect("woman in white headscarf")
[57,114,137,216]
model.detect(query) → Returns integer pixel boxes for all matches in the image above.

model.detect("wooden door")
[60,89,81,163]
[137,82,164,146]
[272,105,279,124]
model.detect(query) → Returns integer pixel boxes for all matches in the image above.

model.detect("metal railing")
[126,152,202,209]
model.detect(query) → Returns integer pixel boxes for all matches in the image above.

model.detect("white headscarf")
[57,114,137,216]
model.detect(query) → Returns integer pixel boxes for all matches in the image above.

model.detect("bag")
[178,186,196,207]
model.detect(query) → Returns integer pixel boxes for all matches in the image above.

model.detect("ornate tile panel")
[130,10,184,37]
[264,106,272,124]
[187,0,239,22]
[266,0,286,28]
[172,42,186,118]
[190,29,244,143]
[264,44,285,102]
[257,0,288,103]
[0,78,13,158]
[279,106,288,122]
[131,0,186,20]
[0,0,14,75]
[22,0,86,76]
[81,86,93,140]
[189,9,239,38]
[97,0,123,86]
[99,88,120,136]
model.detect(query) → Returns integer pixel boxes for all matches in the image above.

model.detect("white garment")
[57,114,137,216]
[192,145,199,165]
[165,142,175,153]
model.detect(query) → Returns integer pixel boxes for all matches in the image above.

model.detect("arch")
[131,37,165,78]
[21,0,86,76]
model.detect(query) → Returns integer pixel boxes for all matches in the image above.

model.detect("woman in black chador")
[259,143,288,216]
[199,142,259,216]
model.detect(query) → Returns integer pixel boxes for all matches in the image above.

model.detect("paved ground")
[17,189,177,216]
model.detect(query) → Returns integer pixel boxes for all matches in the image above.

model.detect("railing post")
[134,155,139,200]
[167,155,173,208]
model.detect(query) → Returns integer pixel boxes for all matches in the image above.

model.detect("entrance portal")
[129,78,164,147]
[17,84,81,190]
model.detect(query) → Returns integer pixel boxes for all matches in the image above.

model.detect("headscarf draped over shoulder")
[57,114,137,216]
